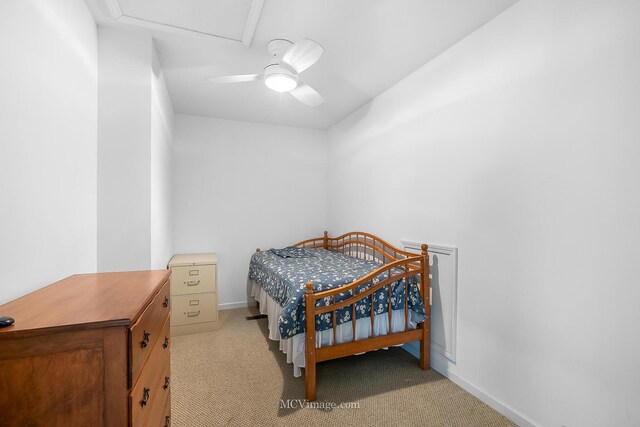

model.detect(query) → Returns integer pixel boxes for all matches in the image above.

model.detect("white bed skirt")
[249,279,421,377]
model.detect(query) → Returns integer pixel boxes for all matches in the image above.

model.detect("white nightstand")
[168,253,218,336]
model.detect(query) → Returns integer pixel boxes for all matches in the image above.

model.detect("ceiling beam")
[241,0,264,48]
[97,0,262,47]
[114,15,240,46]
[102,0,123,19]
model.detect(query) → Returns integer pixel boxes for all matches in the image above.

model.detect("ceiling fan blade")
[206,74,262,84]
[290,83,324,107]
[282,39,324,73]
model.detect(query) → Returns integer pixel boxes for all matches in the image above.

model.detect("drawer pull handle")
[186,280,200,286]
[164,415,171,427]
[140,387,150,407]
[163,376,170,390]
[187,310,200,317]
[163,296,169,308]
[163,337,169,349]
[141,331,150,348]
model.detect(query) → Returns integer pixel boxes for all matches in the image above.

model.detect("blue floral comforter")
[248,247,426,339]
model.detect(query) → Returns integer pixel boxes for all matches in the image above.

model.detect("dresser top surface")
[169,253,217,267]
[0,270,171,338]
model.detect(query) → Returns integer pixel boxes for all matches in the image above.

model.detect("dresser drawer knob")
[140,387,150,407]
[186,280,200,286]
[141,331,151,348]
[163,337,169,349]
[187,310,200,318]
[163,296,169,308]
[163,376,170,390]
[164,415,171,427]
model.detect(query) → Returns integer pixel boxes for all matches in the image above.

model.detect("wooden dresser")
[168,253,218,336]
[0,270,172,427]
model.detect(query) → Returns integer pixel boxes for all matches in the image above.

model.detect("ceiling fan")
[206,39,325,107]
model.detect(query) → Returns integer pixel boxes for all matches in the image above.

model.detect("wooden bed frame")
[258,231,430,401]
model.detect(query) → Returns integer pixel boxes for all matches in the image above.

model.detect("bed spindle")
[404,271,410,332]
[370,293,375,336]
[332,297,337,345]
[387,281,393,334]
[351,300,357,342]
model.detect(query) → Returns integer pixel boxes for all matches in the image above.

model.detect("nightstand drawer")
[171,292,217,326]
[171,265,216,295]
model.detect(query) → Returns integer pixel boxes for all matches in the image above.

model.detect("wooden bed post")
[420,244,430,371]
[323,231,329,250]
[304,281,317,401]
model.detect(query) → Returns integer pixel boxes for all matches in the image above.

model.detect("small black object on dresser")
[0,317,14,328]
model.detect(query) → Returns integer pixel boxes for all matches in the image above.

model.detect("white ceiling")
[88,0,519,130]
[117,0,253,41]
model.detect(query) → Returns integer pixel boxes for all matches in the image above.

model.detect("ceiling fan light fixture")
[265,73,297,92]
[263,64,298,93]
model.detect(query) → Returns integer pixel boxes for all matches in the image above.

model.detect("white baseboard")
[219,300,254,310]
[402,342,539,427]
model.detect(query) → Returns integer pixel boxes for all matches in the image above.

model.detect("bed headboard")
[294,231,424,265]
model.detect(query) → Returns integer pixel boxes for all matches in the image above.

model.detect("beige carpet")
[170,308,513,427]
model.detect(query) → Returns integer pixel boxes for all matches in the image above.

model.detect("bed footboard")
[300,232,430,401]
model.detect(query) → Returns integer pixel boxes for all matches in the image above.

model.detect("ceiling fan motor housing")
[267,39,294,57]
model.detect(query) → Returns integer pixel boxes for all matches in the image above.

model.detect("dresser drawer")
[160,390,172,427]
[146,364,171,427]
[130,316,171,427]
[171,292,217,326]
[171,265,216,295]
[130,280,170,385]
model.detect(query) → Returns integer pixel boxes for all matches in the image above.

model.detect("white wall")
[173,115,327,307]
[97,28,152,272]
[327,0,640,425]
[0,0,98,305]
[98,29,175,271]
[151,48,175,269]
